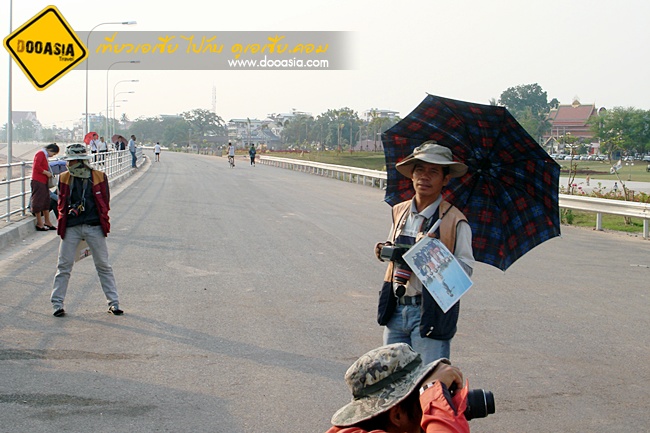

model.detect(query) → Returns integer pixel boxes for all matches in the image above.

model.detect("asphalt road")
[1,152,648,432]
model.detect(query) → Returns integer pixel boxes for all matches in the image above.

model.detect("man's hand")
[374,241,392,261]
[422,362,464,391]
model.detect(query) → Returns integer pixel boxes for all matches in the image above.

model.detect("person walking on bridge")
[50,144,123,317]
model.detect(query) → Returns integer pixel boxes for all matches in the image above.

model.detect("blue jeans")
[51,224,120,311]
[383,304,451,364]
[130,150,137,167]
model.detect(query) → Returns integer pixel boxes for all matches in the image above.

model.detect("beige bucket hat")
[396,140,468,179]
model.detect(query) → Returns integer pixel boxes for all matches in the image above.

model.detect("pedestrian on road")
[154,142,161,162]
[50,144,123,318]
[128,135,137,168]
[228,142,235,167]
[374,142,474,363]
[613,182,618,194]
[326,343,469,433]
[249,144,256,166]
[31,143,59,231]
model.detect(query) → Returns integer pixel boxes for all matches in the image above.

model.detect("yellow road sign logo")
[3,5,87,91]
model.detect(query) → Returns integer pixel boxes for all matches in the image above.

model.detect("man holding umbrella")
[375,141,474,363]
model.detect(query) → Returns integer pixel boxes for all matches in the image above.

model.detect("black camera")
[463,388,496,420]
[380,244,412,297]
[379,244,409,264]
[68,202,84,217]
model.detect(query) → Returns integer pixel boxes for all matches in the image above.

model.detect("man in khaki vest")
[375,141,474,363]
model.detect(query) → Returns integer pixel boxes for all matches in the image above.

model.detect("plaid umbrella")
[382,94,560,271]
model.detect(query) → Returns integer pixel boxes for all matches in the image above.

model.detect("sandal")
[35,226,49,231]
[45,225,57,230]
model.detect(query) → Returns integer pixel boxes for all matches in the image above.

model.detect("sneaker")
[53,308,65,317]
[108,305,124,315]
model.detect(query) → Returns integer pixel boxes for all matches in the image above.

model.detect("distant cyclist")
[227,142,235,168]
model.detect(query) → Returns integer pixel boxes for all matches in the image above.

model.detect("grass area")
[267,151,648,235]
[557,159,650,182]
[562,209,646,234]
[268,151,650,181]
[268,150,387,171]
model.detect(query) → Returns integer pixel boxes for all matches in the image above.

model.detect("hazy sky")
[1,0,649,129]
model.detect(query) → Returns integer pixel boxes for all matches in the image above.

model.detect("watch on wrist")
[419,381,438,395]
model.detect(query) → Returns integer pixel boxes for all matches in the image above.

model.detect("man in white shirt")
[154,142,161,162]
[227,142,235,167]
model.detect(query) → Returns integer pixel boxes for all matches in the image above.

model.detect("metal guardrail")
[260,155,388,189]
[559,194,649,238]
[1,148,144,223]
[260,156,650,239]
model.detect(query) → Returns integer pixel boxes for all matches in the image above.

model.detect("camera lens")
[464,389,495,420]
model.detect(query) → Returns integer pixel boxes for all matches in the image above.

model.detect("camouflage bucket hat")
[62,143,93,160]
[330,343,446,427]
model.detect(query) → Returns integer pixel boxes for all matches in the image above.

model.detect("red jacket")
[56,170,111,239]
[31,149,50,184]
[326,382,470,433]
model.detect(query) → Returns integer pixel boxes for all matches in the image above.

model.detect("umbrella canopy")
[382,94,561,271]
[111,134,127,145]
[83,131,98,145]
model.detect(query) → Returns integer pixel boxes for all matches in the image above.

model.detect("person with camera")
[375,141,474,364]
[326,343,471,433]
[50,144,123,317]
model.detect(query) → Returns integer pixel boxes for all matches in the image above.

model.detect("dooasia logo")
[14,39,77,59]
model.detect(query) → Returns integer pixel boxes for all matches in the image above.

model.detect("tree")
[130,116,163,143]
[163,118,191,146]
[498,83,554,140]
[181,108,226,140]
[589,107,650,157]
[15,120,37,141]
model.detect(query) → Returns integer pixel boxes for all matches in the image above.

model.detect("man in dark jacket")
[50,144,123,317]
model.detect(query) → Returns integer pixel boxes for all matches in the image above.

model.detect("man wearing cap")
[375,141,474,363]
[326,343,469,432]
[50,144,123,317]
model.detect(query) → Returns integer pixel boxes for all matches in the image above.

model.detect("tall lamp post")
[112,80,138,136]
[85,20,136,136]
[106,60,139,136]
[5,0,13,222]
[111,94,133,137]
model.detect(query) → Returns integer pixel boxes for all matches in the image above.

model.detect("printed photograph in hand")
[403,237,473,313]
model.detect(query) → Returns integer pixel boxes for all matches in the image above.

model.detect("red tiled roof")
[548,104,596,126]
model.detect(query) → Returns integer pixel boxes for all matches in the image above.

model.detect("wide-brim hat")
[62,143,93,161]
[396,141,468,179]
[330,343,447,427]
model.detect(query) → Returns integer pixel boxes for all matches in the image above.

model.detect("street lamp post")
[85,20,136,136]
[106,60,139,137]
[112,80,138,136]
[111,92,134,137]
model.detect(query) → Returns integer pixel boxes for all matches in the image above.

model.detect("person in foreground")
[375,141,474,363]
[326,343,469,433]
[50,144,123,317]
